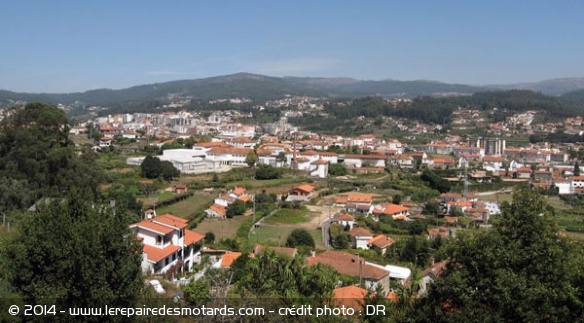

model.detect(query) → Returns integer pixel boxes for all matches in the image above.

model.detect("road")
[320,218,334,249]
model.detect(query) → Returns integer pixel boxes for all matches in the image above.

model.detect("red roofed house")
[374,203,410,221]
[307,251,390,295]
[336,213,356,229]
[350,227,374,249]
[130,213,204,274]
[336,194,373,215]
[287,184,315,202]
[368,234,395,255]
[332,286,369,311]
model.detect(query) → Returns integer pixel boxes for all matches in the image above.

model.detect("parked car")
[149,279,165,294]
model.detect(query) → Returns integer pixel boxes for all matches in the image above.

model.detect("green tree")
[226,200,247,218]
[415,188,583,322]
[4,196,143,322]
[183,279,210,306]
[328,163,347,176]
[286,229,315,248]
[160,160,180,181]
[0,103,103,212]
[204,232,215,244]
[255,164,281,180]
[245,150,259,168]
[140,156,179,181]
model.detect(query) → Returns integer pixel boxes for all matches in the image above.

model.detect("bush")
[286,229,315,248]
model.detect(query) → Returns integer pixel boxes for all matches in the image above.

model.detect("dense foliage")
[286,229,316,248]
[4,197,143,322]
[414,188,584,322]
[140,155,180,181]
[0,103,103,212]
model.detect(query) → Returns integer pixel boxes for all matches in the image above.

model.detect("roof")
[422,260,449,279]
[306,251,388,280]
[344,154,385,160]
[294,184,315,193]
[220,251,243,268]
[143,244,181,263]
[368,235,395,249]
[332,286,368,310]
[382,204,409,215]
[208,147,251,155]
[184,229,204,246]
[153,214,188,229]
[444,216,459,224]
[347,194,373,203]
[337,213,355,221]
[350,227,373,237]
[209,204,227,216]
[238,195,251,203]
[232,187,246,196]
[131,220,175,235]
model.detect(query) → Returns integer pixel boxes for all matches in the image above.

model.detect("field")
[265,208,311,224]
[154,192,216,219]
[252,226,325,249]
[194,215,250,240]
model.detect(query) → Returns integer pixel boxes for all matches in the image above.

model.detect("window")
[156,235,163,245]
[179,229,183,238]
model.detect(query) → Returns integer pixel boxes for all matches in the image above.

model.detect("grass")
[266,208,310,224]
[195,215,250,240]
[252,226,324,249]
[154,192,215,219]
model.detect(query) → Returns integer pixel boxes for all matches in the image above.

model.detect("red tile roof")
[306,251,388,280]
[143,244,181,263]
[184,229,204,246]
[295,184,315,193]
[153,214,188,229]
[368,235,395,249]
[332,286,368,310]
[131,220,175,235]
[350,227,373,237]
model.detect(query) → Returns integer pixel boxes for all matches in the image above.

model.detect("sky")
[1,0,584,93]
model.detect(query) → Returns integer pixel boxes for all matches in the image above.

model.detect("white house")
[344,154,386,168]
[130,213,204,274]
[336,213,355,229]
[350,227,374,249]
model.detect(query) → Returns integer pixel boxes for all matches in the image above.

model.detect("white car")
[149,280,166,294]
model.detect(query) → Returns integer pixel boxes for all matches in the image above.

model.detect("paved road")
[320,218,335,249]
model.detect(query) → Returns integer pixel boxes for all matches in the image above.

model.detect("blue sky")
[1,1,584,93]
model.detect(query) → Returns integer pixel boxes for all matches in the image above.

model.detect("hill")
[491,77,584,96]
[0,73,490,107]
[561,88,584,103]
[2,73,584,109]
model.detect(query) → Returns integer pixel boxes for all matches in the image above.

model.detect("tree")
[245,150,258,168]
[421,169,451,193]
[415,188,583,322]
[393,194,403,205]
[204,232,215,244]
[4,196,143,321]
[160,160,180,181]
[328,163,347,176]
[255,164,281,180]
[140,156,180,181]
[286,229,315,248]
[183,279,210,306]
[0,103,103,212]
[226,200,246,218]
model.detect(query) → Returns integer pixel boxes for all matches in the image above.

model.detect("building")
[350,227,374,249]
[306,251,390,295]
[368,235,395,255]
[130,214,204,274]
[286,184,315,202]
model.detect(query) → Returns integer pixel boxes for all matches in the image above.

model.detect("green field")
[265,208,310,224]
[195,215,250,240]
[252,226,324,249]
[154,192,215,219]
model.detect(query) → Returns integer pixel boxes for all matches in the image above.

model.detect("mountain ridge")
[2,73,584,107]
